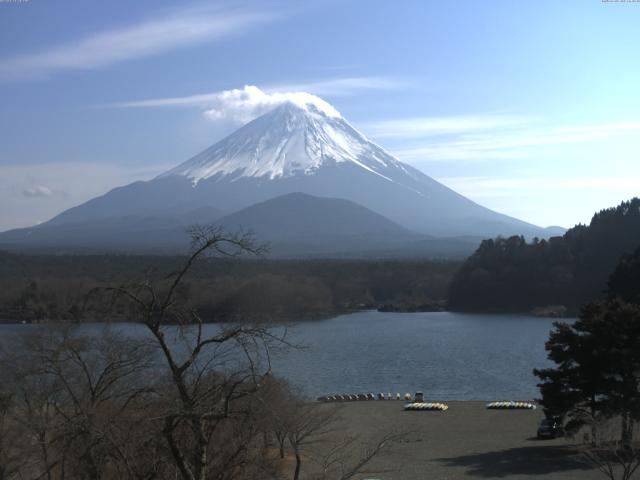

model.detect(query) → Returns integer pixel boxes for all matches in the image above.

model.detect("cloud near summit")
[201,86,341,123]
[112,85,344,124]
[108,76,401,122]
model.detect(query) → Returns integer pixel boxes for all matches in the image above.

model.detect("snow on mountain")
[3,93,556,244]
[161,98,416,187]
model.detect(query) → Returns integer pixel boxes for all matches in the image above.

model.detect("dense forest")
[0,251,459,323]
[448,198,640,313]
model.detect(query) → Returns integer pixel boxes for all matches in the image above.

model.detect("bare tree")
[0,389,22,480]
[309,431,405,480]
[285,402,339,480]
[256,376,298,460]
[105,226,286,480]
[284,401,405,480]
[1,326,162,480]
[0,225,400,480]
[255,378,405,480]
[583,417,640,480]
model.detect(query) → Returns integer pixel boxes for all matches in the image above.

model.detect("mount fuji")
[0,95,561,256]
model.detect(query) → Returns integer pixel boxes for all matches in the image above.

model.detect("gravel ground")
[309,401,604,480]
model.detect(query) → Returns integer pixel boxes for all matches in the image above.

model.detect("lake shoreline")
[0,307,573,325]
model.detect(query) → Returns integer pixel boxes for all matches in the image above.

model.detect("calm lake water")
[0,311,567,401]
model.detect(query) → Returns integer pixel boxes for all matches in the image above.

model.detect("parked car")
[537,416,564,439]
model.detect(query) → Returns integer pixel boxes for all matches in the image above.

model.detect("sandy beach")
[310,401,603,480]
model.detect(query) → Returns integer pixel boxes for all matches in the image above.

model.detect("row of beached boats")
[486,401,536,410]
[317,394,537,411]
[318,393,419,402]
[404,402,449,411]
[319,393,384,402]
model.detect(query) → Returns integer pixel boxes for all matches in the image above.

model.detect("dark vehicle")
[537,417,564,439]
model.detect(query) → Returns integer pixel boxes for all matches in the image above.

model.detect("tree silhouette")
[534,299,640,446]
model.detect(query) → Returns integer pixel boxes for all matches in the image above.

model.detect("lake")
[0,311,566,401]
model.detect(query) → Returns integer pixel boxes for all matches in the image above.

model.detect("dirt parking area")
[311,401,603,480]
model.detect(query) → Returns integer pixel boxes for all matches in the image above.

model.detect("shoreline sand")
[309,401,602,480]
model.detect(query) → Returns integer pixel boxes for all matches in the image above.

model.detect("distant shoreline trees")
[449,198,640,313]
[0,252,458,324]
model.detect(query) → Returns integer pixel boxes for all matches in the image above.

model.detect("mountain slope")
[215,192,413,257]
[213,192,482,258]
[1,95,555,253]
[0,192,479,257]
[160,100,399,182]
[0,207,225,253]
[217,192,412,238]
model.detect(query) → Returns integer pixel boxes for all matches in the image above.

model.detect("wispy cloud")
[0,4,280,80]
[21,185,55,198]
[363,115,530,138]
[108,76,401,109]
[105,78,403,125]
[367,115,640,162]
[438,175,640,197]
[266,77,406,97]
[109,84,344,123]
[436,175,640,228]
[0,161,171,231]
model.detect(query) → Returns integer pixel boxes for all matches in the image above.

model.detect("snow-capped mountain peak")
[268,91,342,119]
[160,99,408,184]
[20,93,549,241]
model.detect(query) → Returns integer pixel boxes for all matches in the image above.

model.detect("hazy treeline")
[0,252,459,323]
[449,198,640,313]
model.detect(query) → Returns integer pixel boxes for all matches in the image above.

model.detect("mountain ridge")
[0,97,564,254]
[0,192,481,258]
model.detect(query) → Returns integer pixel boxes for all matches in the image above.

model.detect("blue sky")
[1,0,639,231]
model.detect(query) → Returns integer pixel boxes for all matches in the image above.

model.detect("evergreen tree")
[534,299,640,445]
[450,197,640,311]
[608,245,640,304]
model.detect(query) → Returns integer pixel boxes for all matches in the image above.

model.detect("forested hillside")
[0,253,458,323]
[448,198,640,312]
